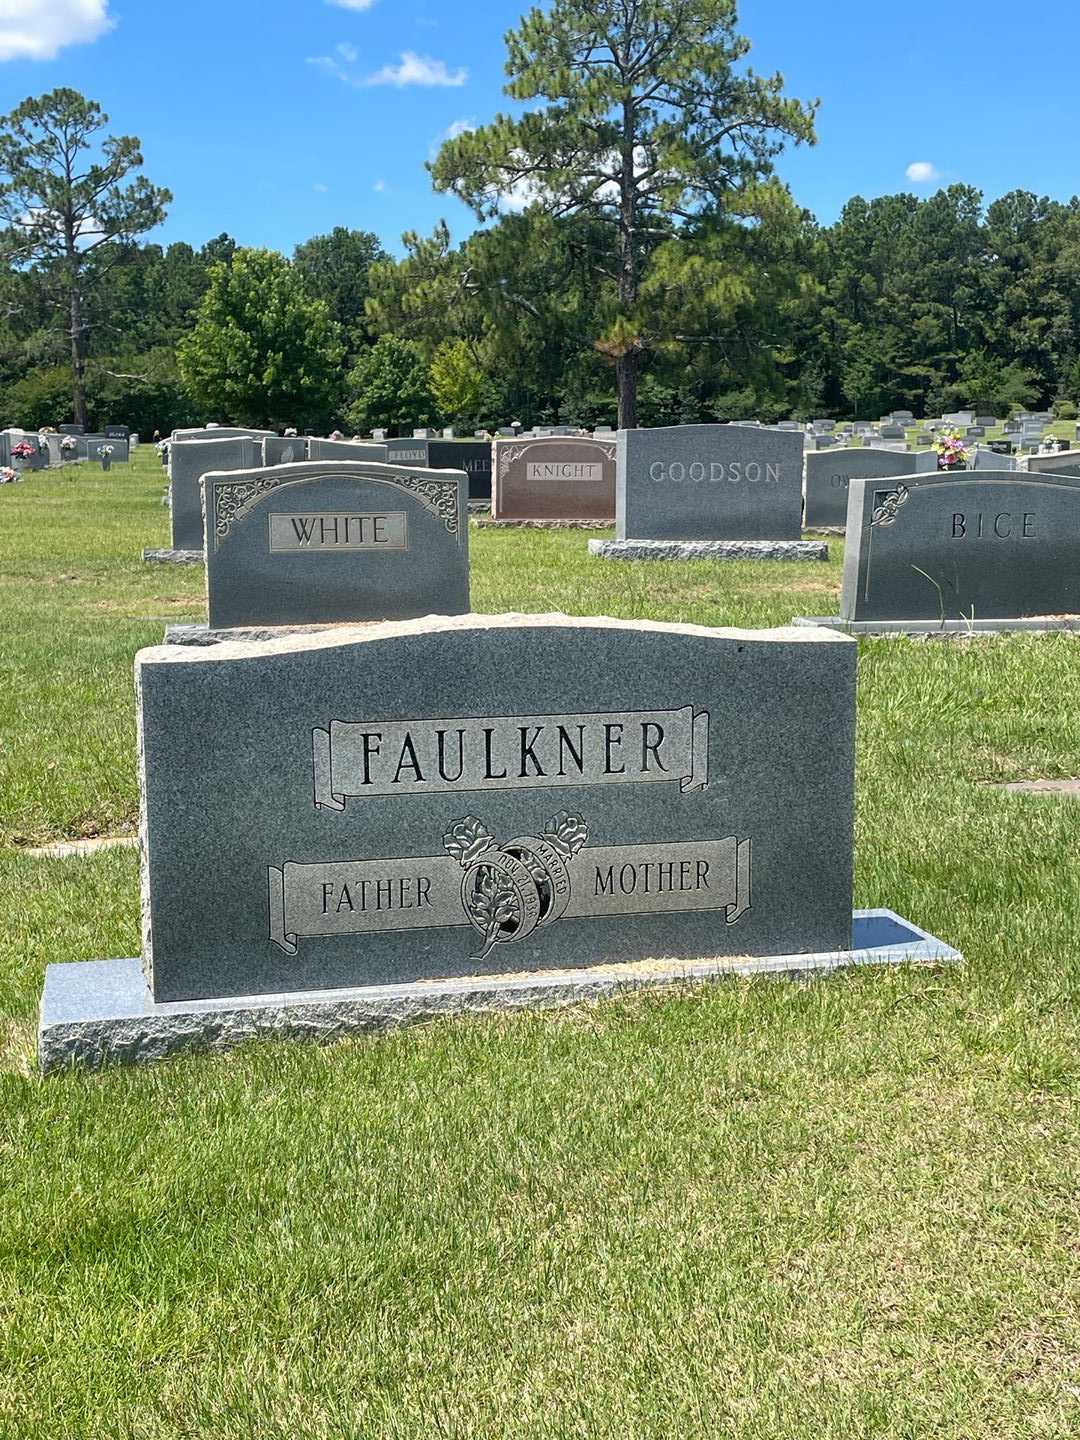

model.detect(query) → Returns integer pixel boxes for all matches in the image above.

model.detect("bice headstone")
[200,460,469,631]
[169,437,257,551]
[137,614,854,1004]
[616,424,803,541]
[833,472,1080,626]
[804,448,936,529]
[493,434,616,521]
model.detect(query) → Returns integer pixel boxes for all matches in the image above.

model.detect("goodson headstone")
[133,614,855,1004]
[201,460,469,630]
[838,471,1080,623]
[617,424,804,541]
[804,448,936,529]
[492,435,616,520]
[170,437,257,551]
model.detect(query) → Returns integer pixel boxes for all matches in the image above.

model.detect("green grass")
[1,451,1079,1438]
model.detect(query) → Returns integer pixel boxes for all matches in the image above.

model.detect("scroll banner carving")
[311,706,710,812]
[268,831,751,957]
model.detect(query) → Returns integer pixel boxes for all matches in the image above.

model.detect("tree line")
[1,0,1077,435]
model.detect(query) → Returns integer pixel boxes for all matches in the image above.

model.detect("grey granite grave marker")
[38,613,963,1069]
[195,459,469,633]
[167,436,257,552]
[307,439,389,463]
[804,448,936,529]
[263,436,310,466]
[795,470,1080,633]
[1023,450,1080,479]
[616,423,804,541]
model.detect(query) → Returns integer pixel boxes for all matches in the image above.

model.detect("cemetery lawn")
[1,450,1079,1439]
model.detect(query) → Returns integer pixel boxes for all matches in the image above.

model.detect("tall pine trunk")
[69,283,87,429]
[617,96,639,430]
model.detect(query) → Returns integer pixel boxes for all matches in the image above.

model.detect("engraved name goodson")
[650,461,782,483]
[268,511,407,552]
[311,706,710,811]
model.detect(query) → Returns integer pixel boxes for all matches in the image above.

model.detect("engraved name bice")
[649,461,782,483]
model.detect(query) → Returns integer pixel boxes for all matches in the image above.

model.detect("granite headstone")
[201,460,469,630]
[804,448,937,529]
[616,424,804,541]
[133,613,855,1004]
[839,471,1080,622]
[170,437,257,551]
[493,435,616,520]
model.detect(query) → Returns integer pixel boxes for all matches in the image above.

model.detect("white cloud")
[906,161,941,184]
[336,41,358,63]
[429,116,474,160]
[312,182,329,193]
[0,0,113,61]
[373,178,386,193]
[327,0,376,9]
[366,51,466,87]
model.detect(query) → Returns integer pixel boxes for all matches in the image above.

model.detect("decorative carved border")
[212,470,460,548]
[870,484,910,528]
[496,438,617,478]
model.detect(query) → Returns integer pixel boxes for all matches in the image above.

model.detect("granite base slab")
[793,614,1080,637]
[39,909,958,1072]
[142,548,204,565]
[590,539,828,562]
[476,518,614,530]
[164,622,376,647]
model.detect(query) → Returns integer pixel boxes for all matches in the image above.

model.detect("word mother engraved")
[268,511,407,552]
[311,706,710,811]
[268,809,752,957]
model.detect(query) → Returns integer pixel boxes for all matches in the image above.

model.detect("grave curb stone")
[589,539,828,562]
[38,909,961,1072]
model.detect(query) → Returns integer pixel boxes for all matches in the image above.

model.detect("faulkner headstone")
[492,434,616,521]
[804,448,936,529]
[192,460,469,634]
[795,471,1080,632]
[38,612,962,1069]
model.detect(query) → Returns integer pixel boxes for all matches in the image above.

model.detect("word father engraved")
[312,706,709,811]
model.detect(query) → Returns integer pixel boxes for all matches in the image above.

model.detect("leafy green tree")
[343,335,436,433]
[178,248,344,429]
[0,88,171,425]
[431,0,816,426]
[294,227,388,351]
[429,339,499,427]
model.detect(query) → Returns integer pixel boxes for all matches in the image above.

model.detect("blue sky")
[0,0,1077,257]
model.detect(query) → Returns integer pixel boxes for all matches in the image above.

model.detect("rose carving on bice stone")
[443,810,589,959]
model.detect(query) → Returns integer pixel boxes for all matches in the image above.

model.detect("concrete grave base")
[142,548,204,566]
[39,909,957,1072]
[793,614,1080,637]
[475,518,614,530]
[590,538,829,563]
[164,622,374,647]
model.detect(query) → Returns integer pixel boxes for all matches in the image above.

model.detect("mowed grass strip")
[0,451,1078,1437]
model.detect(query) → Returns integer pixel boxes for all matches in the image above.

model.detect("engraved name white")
[268,511,407,552]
